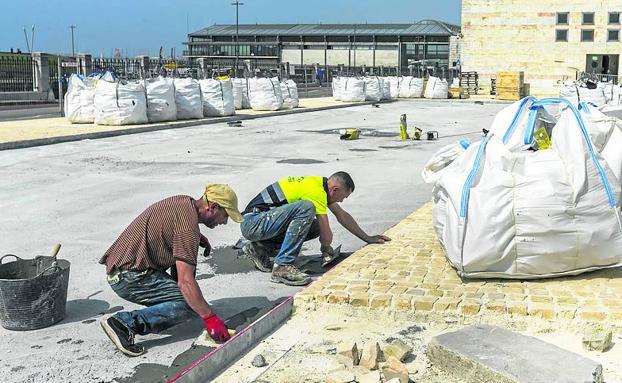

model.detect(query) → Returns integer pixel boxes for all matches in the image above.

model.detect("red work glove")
[202,313,230,342]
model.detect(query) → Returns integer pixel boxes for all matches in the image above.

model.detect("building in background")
[461,0,622,96]
[184,20,460,78]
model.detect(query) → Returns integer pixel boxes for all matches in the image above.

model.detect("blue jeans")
[107,269,196,335]
[240,200,319,265]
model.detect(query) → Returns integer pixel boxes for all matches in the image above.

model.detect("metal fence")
[91,58,142,79]
[0,55,36,92]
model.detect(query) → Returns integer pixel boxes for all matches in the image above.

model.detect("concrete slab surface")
[427,324,603,383]
[0,99,503,382]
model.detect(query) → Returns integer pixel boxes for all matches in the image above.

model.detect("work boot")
[270,264,311,286]
[100,316,145,357]
[243,242,274,273]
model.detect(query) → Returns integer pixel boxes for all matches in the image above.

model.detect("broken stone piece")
[582,327,613,352]
[357,370,382,383]
[325,368,356,383]
[359,342,382,370]
[383,339,412,362]
[251,354,267,367]
[381,356,409,383]
[336,342,360,366]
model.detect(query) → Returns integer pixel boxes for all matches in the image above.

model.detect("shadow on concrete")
[295,252,353,276]
[61,299,111,324]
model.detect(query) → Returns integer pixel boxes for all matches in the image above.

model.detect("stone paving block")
[555,304,577,320]
[328,292,349,305]
[530,295,553,304]
[369,294,392,309]
[425,289,444,298]
[485,301,506,314]
[608,310,622,320]
[349,293,370,308]
[434,297,462,312]
[578,307,607,322]
[507,302,527,316]
[460,300,481,316]
[582,327,613,352]
[527,303,555,320]
[392,295,413,311]
[427,325,603,383]
[381,356,409,383]
[326,368,356,383]
[404,288,425,296]
[388,286,408,295]
[413,296,438,311]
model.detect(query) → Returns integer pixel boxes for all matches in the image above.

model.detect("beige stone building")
[461,0,622,96]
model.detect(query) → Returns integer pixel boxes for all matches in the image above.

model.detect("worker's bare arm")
[328,203,391,244]
[176,260,213,317]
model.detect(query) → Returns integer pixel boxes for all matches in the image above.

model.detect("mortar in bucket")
[0,244,70,330]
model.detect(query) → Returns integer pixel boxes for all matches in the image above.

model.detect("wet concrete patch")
[203,246,256,276]
[295,253,352,275]
[302,128,399,138]
[349,148,378,152]
[377,144,416,150]
[276,158,326,164]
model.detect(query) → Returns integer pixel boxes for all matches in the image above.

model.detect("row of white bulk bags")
[232,78,251,110]
[424,76,449,99]
[364,77,383,102]
[173,78,203,120]
[145,77,177,123]
[65,75,97,123]
[199,78,235,117]
[398,76,424,98]
[248,77,283,111]
[280,79,299,109]
[559,82,607,107]
[380,77,392,100]
[94,80,148,126]
[341,78,366,102]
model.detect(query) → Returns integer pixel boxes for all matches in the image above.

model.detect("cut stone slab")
[381,356,409,383]
[336,342,360,367]
[357,370,382,383]
[251,354,267,367]
[582,327,613,352]
[325,368,356,383]
[383,339,412,362]
[427,325,604,383]
[360,342,382,370]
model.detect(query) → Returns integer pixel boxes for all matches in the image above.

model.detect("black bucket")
[0,254,70,330]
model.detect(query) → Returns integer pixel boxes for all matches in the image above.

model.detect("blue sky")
[1,0,461,57]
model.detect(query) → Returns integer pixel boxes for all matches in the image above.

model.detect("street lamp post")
[70,25,76,56]
[231,1,244,77]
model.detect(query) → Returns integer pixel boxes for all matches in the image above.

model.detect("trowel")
[321,245,342,267]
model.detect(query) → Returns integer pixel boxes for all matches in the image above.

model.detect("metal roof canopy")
[190,20,460,37]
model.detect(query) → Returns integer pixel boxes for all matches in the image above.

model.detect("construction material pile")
[422,96,622,279]
[332,76,449,102]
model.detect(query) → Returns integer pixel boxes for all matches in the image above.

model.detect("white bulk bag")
[364,77,383,102]
[341,78,366,102]
[421,140,470,184]
[94,80,148,126]
[559,82,607,107]
[248,77,283,111]
[173,78,203,120]
[332,77,344,101]
[381,77,392,100]
[232,78,251,109]
[429,97,622,279]
[398,76,424,98]
[388,77,400,99]
[199,78,235,117]
[280,79,299,109]
[424,76,449,99]
[64,74,97,123]
[145,77,177,123]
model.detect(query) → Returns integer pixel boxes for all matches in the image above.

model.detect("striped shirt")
[99,195,200,274]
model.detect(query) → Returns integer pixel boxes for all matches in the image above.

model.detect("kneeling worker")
[241,172,390,286]
[99,184,244,357]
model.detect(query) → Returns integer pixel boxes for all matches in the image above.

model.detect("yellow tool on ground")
[340,128,360,140]
[412,126,423,140]
[399,114,409,140]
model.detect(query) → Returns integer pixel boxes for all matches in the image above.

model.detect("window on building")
[582,12,595,25]
[556,12,569,25]
[581,29,595,42]
[608,29,620,41]
[610,12,621,24]
[556,29,568,42]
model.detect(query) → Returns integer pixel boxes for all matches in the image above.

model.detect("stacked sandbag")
[559,81,607,107]
[248,77,283,111]
[424,76,449,99]
[341,77,366,102]
[145,77,177,123]
[381,77,392,100]
[232,78,251,109]
[173,78,203,120]
[398,76,424,98]
[64,74,97,123]
[94,80,148,125]
[199,78,235,117]
[364,77,383,102]
[280,79,299,109]
[388,77,400,99]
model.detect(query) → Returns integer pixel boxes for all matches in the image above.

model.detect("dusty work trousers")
[107,269,196,335]
[240,200,320,265]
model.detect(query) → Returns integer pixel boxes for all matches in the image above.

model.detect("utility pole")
[70,25,76,56]
[353,24,357,73]
[231,1,244,77]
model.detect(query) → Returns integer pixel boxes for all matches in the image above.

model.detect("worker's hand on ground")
[202,313,230,342]
[320,245,334,258]
[366,235,391,244]
[200,234,211,257]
